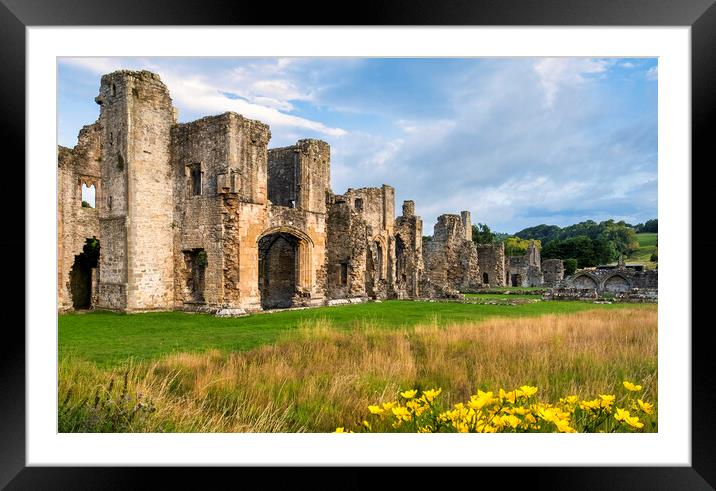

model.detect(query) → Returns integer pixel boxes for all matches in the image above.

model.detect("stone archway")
[573,274,598,290]
[257,227,313,309]
[603,274,630,293]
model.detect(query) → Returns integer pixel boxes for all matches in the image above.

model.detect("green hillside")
[628,233,657,268]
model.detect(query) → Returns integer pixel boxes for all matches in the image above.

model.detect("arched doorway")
[483,272,489,285]
[510,273,522,287]
[257,229,312,309]
[70,237,100,310]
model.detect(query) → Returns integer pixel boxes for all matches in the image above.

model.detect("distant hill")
[628,233,658,269]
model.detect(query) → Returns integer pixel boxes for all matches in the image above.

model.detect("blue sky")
[59,57,657,234]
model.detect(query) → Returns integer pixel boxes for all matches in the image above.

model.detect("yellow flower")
[537,407,559,423]
[637,399,654,414]
[518,385,539,398]
[368,405,384,415]
[614,407,630,422]
[499,388,517,404]
[382,401,397,411]
[623,381,643,392]
[400,389,418,399]
[503,414,521,429]
[422,388,442,402]
[468,390,495,410]
[392,406,411,420]
[361,420,371,431]
[554,419,576,433]
[561,395,578,405]
[334,427,345,433]
[613,408,644,428]
[623,414,644,429]
[579,399,601,411]
[599,394,616,408]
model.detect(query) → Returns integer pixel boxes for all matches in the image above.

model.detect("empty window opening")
[81,183,96,208]
[483,272,489,284]
[396,235,407,282]
[188,163,202,196]
[375,242,384,280]
[354,198,364,211]
[69,237,100,310]
[340,262,349,287]
[108,196,113,211]
[111,83,116,96]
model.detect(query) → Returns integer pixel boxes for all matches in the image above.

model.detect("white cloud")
[533,58,608,108]
[60,57,347,138]
[646,65,658,81]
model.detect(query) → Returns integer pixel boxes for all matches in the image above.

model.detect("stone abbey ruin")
[58,70,656,313]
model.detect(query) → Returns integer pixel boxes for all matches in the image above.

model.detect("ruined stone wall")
[326,197,370,299]
[561,268,657,294]
[57,123,102,311]
[172,112,274,311]
[476,242,506,287]
[541,258,564,287]
[393,200,424,298]
[422,213,480,296]
[507,241,543,287]
[95,70,176,311]
[269,139,330,214]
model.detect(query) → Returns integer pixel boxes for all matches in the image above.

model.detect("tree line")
[468,218,657,272]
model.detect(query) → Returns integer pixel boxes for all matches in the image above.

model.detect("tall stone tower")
[94,70,176,311]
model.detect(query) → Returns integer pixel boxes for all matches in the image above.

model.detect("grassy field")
[58,305,658,433]
[59,300,652,367]
[629,233,658,268]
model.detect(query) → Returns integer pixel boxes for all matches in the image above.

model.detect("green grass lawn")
[59,300,653,368]
[463,293,540,300]
[629,233,657,268]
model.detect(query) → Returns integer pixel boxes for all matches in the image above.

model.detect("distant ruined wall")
[422,212,480,296]
[57,122,102,311]
[561,268,658,294]
[477,242,506,287]
[507,241,543,287]
[393,200,424,298]
[541,258,564,287]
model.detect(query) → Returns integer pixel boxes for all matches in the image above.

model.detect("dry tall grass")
[59,307,657,432]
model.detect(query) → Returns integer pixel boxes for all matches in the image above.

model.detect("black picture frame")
[3,0,713,488]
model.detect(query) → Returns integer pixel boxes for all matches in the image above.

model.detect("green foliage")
[81,200,92,208]
[634,219,658,233]
[196,250,208,268]
[650,250,658,262]
[542,236,617,268]
[503,237,539,256]
[471,223,496,245]
[75,237,100,269]
[422,236,432,243]
[599,220,639,256]
[563,258,578,276]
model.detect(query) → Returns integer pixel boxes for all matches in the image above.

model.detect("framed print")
[3,0,714,487]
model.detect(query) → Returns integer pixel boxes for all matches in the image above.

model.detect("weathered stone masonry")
[57,70,427,312]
